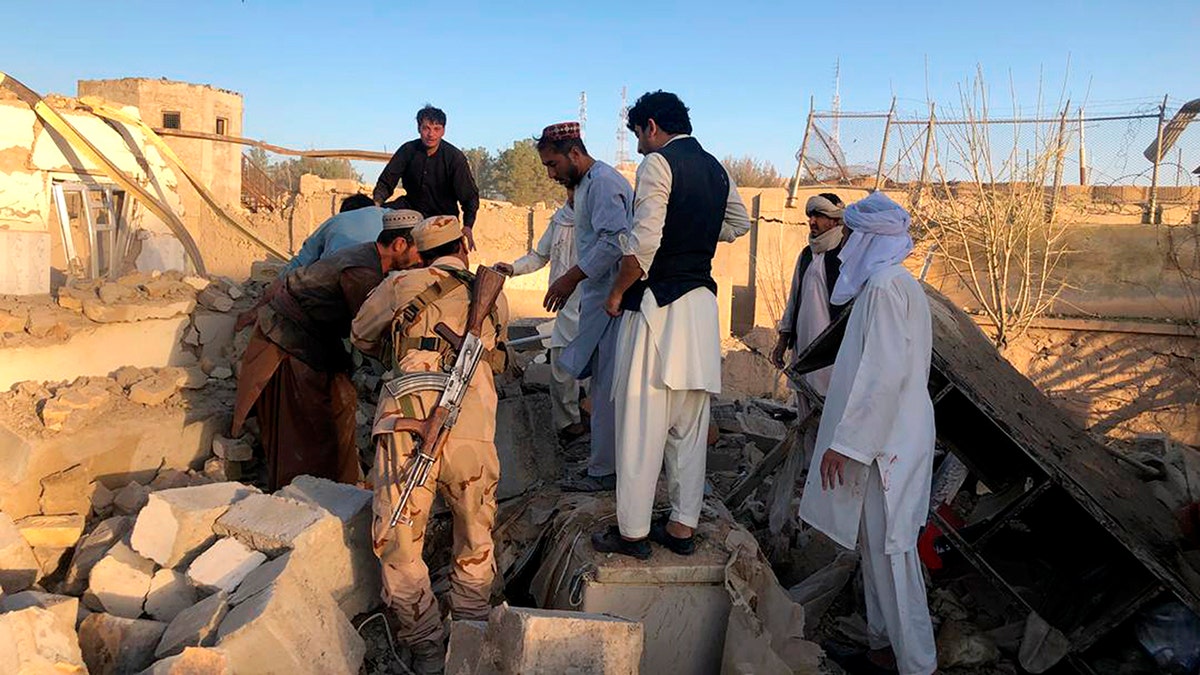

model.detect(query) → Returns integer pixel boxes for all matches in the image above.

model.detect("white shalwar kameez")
[511,203,582,431]
[613,136,750,538]
[798,192,938,675]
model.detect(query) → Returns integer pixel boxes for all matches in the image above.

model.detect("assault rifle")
[378,265,506,532]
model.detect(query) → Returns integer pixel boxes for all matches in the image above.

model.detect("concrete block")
[480,605,643,675]
[89,541,156,619]
[149,469,193,492]
[211,435,252,462]
[202,457,241,482]
[182,276,210,292]
[129,372,182,406]
[213,493,332,557]
[61,515,133,595]
[15,513,85,548]
[131,482,259,568]
[0,590,80,637]
[196,288,234,313]
[40,384,112,431]
[446,620,487,675]
[0,511,40,592]
[78,612,167,675]
[216,568,365,675]
[0,230,51,295]
[146,569,197,623]
[156,590,229,659]
[193,311,236,362]
[139,647,232,675]
[735,411,787,451]
[0,606,86,673]
[115,482,153,515]
[32,546,70,580]
[186,538,265,594]
[495,394,561,500]
[82,297,196,323]
[39,464,97,516]
[276,475,372,524]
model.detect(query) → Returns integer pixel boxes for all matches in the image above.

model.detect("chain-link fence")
[788,97,1200,217]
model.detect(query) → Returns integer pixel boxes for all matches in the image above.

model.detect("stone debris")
[203,457,242,482]
[83,297,196,324]
[0,590,80,636]
[32,545,70,579]
[149,469,193,493]
[113,365,151,389]
[131,482,259,568]
[0,606,87,674]
[937,620,1001,669]
[213,493,332,557]
[91,481,115,515]
[211,435,253,462]
[196,287,234,313]
[0,511,40,592]
[40,382,112,430]
[0,307,27,333]
[61,516,133,595]
[215,568,365,675]
[39,464,96,516]
[208,365,233,380]
[146,569,198,623]
[181,366,210,389]
[88,541,156,619]
[186,538,266,594]
[520,362,552,393]
[128,371,184,406]
[78,612,168,675]
[734,411,788,451]
[182,276,211,292]
[140,647,232,675]
[475,605,644,675]
[155,590,229,659]
[445,620,488,675]
[114,481,153,516]
[14,513,85,548]
[25,307,71,340]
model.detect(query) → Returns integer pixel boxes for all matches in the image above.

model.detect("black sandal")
[591,525,651,560]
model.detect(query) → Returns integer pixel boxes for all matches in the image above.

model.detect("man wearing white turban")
[798,191,938,674]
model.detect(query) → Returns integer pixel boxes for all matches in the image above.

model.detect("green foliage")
[722,155,785,188]
[493,139,564,206]
[463,146,500,199]
[242,150,361,192]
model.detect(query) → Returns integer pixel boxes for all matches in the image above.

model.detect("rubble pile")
[0,475,376,674]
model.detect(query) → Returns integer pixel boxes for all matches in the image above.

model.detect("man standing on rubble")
[798,191,938,674]
[530,121,633,492]
[495,185,590,441]
[231,218,423,492]
[351,216,508,674]
[373,105,481,250]
[285,203,423,272]
[594,92,751,558]
[770,193,848,397]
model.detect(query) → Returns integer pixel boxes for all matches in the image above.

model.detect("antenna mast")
[616,86,630,165]
[579,91,587,140]
[831,58,841,145]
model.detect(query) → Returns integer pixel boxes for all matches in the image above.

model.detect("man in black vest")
[593,91,751,559]
[771,192,848,397]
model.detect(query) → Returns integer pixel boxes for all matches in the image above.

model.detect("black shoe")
[649,517,697,555]
[591,525,651,560]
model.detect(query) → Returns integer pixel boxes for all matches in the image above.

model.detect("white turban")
[830,192,914,305]
[805,195,844,219]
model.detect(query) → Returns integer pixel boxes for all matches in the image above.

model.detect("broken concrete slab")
[40,383,112,431]
[479,605,643,675]
[15,513,85,548]
[82,297,196,324]
[276,475,372,524]
[521,362,552,393]
[78,612,168,675]
[0,606,87,674]
[89,541,156,619]
[114,481,152,516]
[149,469,193,493]
[92,481,115,515]
[145,569,197,623]
[211,435,252,462]
[0,590,80,637]
[128,373,182,406]
[213,493,332,557]
[139,647,232,675]
[32,545,70,580]
[734,412,787,451]
[156,590,229,659]
[495,394,561,500]
[446,620,487,675]
[113,365,150,389]
[216,570,365,675]
[196,288,234,313]
[131,482,259,568]
[202,457,241,482]
[0,511,40,592]
[186,538,265,594]
[61,515,133,595]
[39,464,97,516]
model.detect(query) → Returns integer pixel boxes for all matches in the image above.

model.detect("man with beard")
[534,121,633,491]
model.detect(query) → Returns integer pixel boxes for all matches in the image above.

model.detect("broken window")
[215,117,228,135]
[162,111,181,129]
[51,181,129,280]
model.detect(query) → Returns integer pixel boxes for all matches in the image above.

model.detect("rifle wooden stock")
[466,265,505,338]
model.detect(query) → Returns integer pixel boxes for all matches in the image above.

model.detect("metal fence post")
[1148,95,1168,224]
[1077,107,1088,186]
[787,96,815,209]
[1050,108,1069,224]
[916,103,937,203]
[873,98,896,191]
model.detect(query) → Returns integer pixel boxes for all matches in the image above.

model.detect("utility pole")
[831,58,841,146]
[616,86,630,166]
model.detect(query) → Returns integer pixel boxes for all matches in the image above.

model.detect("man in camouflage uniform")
[351,215,508,674]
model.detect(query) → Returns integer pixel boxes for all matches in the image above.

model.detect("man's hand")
[494,262,515,276]
[543,267,584,313]
[463,226,476,252]
[819,449,851,490]
[770,335,790,370]
[604,291,623,317]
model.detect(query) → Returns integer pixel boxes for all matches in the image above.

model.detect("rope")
[355,612,416,675]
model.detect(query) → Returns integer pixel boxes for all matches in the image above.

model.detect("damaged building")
[1,71,1198,674]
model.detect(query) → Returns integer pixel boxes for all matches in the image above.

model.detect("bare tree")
[910,73,1074,349]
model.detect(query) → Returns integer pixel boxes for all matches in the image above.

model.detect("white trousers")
[548,346,581,431]
[860,463,938,675]
[614,310,710,539]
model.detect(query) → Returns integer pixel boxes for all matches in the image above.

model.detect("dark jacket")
[372,140,480,228]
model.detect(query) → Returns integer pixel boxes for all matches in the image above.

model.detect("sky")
[3,0,1197,178]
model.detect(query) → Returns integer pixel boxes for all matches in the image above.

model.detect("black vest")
[797,234,848,319]
[621,137,729,311]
